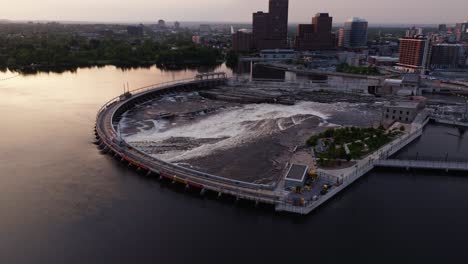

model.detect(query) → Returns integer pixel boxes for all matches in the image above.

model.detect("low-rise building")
[368,56,399,66]
[382,98,426,126]
[284,164,309,189]
[402,74,421,89]
[260,49,296,60]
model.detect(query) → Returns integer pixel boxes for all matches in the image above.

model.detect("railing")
[96,77,196,121]
[391,155,468,163]
[96,73,279,194]
[96,72,228,121]
[281,119,431,212]
[123,139,278,191]
[375,159,468,171]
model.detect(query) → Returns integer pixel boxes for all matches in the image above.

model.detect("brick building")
[252,0,289,50]
[294,13,335,51]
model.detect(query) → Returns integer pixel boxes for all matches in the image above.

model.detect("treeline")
[0,34,223,72]
[336,63,381,76]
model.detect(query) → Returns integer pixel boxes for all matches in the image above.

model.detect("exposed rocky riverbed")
[119,86,384,184]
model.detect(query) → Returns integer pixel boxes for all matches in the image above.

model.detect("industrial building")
[380,74,421,96]
[382,99,426,126]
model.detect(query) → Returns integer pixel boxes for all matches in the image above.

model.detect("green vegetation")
[308,127,403,166]
[336,63,381,76]
[225,51,240,69]
[0,33,223,72]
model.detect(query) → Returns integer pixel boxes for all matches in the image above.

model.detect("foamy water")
[121,101,350,162]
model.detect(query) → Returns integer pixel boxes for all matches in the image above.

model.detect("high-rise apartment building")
[397,37,429,72]
[294,13,335,51]
[252,0,289,50]
[342,18,368,49]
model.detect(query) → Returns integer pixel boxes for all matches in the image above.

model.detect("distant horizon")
[0,19,459,28]
[2,0,467,25]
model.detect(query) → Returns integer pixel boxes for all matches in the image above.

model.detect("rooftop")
[260,49,295,54]
[402,74,421,83]
[285,164,309,182]
[346,17,367,23]
[370,56,399,62]
[385,101,421,109]
[384,79,403,85]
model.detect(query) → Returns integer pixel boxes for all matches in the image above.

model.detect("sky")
[2,0,468,25]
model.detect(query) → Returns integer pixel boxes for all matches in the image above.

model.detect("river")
[1,65,468,263]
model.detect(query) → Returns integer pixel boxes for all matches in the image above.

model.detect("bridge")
[95,72,284,207]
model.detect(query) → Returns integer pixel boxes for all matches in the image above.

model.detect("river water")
[1,66,468,264]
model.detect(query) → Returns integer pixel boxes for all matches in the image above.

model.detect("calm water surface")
[1,66,468,264]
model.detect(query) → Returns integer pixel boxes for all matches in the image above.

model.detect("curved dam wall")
[96,76,280,203]
[111,79,226,125]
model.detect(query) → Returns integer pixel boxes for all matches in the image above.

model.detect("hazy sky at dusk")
[3,0,468,24]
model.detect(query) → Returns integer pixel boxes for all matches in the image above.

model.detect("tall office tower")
[268,0,289,47]
[295,13,335,51]
[342,17,368,49]
[397,37,428,73]
[253,12,270,50]
[252,0,289,50]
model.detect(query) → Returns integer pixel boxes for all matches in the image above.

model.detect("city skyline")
[2,0,468,24]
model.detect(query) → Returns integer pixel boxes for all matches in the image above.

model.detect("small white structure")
[284,164,309,189]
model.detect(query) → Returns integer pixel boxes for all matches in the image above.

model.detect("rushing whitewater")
[119,101,356,162]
